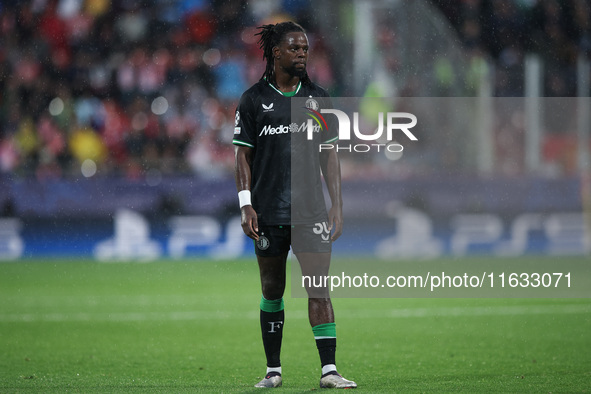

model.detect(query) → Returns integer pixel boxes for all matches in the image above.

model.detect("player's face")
[275,32,309,78]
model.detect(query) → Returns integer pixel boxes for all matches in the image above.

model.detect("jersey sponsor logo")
[305,108,328,133]
[259,122,321,137]
[297,122,321,134]
[262,103,274,112]
[259,123,298,136]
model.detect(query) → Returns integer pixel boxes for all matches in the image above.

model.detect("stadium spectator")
[1,0,588,179]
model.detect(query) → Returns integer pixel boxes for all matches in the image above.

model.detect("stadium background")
[1,2,590,392]
[0,0,590,260]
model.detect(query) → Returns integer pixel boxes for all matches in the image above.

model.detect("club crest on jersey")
[305,98,319,111]
[256,235,270,250]
[262,103,274,112]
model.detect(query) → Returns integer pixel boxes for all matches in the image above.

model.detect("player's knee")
[261,280,285,300]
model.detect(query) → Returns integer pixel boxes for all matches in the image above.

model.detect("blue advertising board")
[0,176,587,260]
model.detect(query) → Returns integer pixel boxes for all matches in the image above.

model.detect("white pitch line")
[0,304,588,323]
[0,294,220,308]
[0,310,259,323]
[353,304,591,319]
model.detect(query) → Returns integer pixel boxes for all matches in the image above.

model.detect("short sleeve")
[232,92,256,148]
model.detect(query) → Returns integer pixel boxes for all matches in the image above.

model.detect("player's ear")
[273,45,281,59]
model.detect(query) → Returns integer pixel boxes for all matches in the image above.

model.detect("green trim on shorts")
[312,322,336,339]
[260,295,284,313]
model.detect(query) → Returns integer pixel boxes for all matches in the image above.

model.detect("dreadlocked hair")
[256,21,312,86]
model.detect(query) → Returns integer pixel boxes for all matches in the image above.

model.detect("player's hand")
[328,205,343,242]
[240,205,259,241]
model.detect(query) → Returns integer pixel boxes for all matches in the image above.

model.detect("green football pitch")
[1,258,590,393]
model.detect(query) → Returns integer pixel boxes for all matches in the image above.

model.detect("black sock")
[315,337,336,369]
[260,309,284,368]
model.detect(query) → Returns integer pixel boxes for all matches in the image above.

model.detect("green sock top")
[312,322,336,339]
[260,296,284,313]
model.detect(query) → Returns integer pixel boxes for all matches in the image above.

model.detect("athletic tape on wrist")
[238,190,251,208]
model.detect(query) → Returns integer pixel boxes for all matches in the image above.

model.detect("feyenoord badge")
[256,235,270,250]
[305,98,319,111]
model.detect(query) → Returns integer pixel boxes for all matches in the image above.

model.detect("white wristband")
[238,190,252,208]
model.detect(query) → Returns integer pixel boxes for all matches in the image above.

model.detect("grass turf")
[0,258,589,393]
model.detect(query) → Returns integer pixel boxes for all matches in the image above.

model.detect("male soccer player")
[232,22,356,389]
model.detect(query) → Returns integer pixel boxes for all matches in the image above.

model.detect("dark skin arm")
[234,145,259,241]
[319,145,343,241]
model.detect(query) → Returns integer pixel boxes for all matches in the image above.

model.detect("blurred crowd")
[430,0,590,176]
[0,0,589,180]
[433,0,591,97]
[0,0,332,180]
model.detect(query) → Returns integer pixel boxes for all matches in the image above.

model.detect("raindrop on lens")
[151,96,169,115]
[132,112,148,130]
[81,159,97,177]
[49,97,64,116]
[202,48,221,66]
[385,144,404,161]
[146,169,162,186]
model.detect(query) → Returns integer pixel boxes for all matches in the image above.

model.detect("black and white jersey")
[233,79,338,226]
